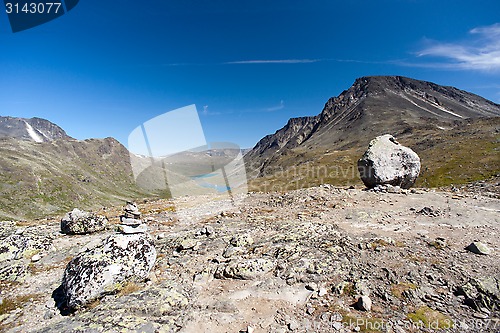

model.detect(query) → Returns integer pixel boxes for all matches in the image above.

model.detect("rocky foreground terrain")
[1,180,499,332]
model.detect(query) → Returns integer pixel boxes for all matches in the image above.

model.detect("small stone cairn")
[116,201,148,234]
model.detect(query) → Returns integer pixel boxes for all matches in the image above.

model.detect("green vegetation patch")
[407,306,454,330]
[342,314,385,332]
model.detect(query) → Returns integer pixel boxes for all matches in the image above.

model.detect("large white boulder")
[358,134,420,189]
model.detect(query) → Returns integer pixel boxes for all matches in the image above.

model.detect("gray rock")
[196,226,215,237]
[230,234,254,247]
[123,201,141,219]
[43,308,57,320]
[458,277,500,311]
[288,319,299,331]
[0,226,53,262]
[356,295,372,311]
[119,217,142,225]
[466,242,491,255]
[215,258,275,280]
[386,184,402,193]
[123,211,141,219]
[62,233,156,309]
[116,224,148,234]
[124,201,139,213]
[60,208,108,235]
[358,134,421,189]
[332,322,343,330]
[305,282,318,291]
[178,238,199,251]
[320,312,331,321]
[417,206,442,217]
[102,281,188,316]
[222,245,246,258]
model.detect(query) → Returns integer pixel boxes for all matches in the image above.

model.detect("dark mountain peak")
[0,116,71,142]
[320,75,500,119]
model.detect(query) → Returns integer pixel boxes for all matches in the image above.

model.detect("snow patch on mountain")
[24,121,43,142]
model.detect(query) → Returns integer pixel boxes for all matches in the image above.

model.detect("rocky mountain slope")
[0,184,498,332]
[245,76,500,190]
[0,133,149,220]
[0,116,70,143]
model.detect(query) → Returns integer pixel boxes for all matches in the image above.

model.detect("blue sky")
[1,0,499,149]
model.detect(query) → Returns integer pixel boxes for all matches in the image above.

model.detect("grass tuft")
[0,293,43,315]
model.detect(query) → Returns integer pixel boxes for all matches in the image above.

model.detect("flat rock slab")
[215,258,275,280]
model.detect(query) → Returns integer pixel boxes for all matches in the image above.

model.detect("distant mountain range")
[245,76,500,190]
[1,75,499,219]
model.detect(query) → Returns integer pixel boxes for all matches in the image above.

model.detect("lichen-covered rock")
[215,258,275,280]
[61,208,108,235]
[62,233,157,309]
[38,282,188,333]
[0,260,28,281]
[358,134,421,189]
[103,281,189,316]
[0,226,54,262]
[0,221,17,238]
[0,225,54,281]
[230,234,254,247]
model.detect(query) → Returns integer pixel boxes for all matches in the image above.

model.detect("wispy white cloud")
[416,23,500,71]
[225,59,321,64]
[225,58,395,66]
[153,58,390,67]
[265,100,285,112]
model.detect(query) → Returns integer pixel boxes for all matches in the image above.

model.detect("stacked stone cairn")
[116,201,148,234]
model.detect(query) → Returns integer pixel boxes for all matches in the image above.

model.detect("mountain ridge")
[245,76,500,189]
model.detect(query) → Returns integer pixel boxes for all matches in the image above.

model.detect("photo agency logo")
[4,0,79,32]
[128,105,248,224]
